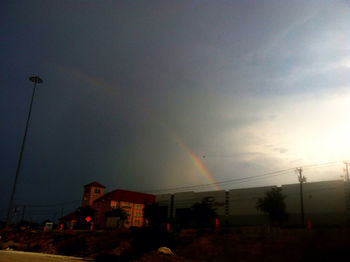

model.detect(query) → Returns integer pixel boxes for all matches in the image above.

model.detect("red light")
[85,216,91,222]
[215,218,219,229]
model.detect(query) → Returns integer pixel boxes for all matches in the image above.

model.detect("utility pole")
[344,162,350,212]
[52,212,57,222]
[296,168,306,227]
[22,205,26,221]
[6,75,43,227]
[12,206,18,225]
[344,162,350,182]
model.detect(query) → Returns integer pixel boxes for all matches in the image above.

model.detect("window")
[94,189,101,193]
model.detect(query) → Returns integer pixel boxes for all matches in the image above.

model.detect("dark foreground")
[1,227,350,261]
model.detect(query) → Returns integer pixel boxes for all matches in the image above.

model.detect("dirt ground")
[1,227,350,261]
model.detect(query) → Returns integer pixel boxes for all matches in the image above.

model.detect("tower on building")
[82,181,105,207]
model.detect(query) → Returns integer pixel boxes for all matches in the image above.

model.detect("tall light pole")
[6,75,43,226]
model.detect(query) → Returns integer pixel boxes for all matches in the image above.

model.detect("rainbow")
[52,63,116,91]
[53,63,219,190]
[173,135,220,190]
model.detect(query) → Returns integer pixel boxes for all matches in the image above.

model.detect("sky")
[1,0,349,222]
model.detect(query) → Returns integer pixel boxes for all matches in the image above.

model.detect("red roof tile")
[94,189,155,204]
[84,181,106,188]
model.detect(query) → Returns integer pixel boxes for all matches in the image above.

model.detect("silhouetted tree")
[256,187,288,226]
[105,207,128,228]
[143,203,168,229]
[174,198,217,228]
[191,198,217,228]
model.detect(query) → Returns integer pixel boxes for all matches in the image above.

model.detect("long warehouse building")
[156,180,350,226]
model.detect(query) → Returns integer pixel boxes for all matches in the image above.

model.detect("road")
[0,250,92,262]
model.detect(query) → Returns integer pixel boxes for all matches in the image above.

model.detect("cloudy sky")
[1,0,349,222]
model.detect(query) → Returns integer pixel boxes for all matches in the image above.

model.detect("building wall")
[155,193,173,219]
[82,186,104,207]
[106,217,122,228]
[282,180,349,225]
[194,190,226,216]
[92,200,110,228]
[155,180,350,226]
[93,200,145,228]
[119,201,145,227]
[173,191,196,217]
[227,186,275,225]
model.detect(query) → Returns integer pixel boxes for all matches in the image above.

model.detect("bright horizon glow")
[223,89,350,182]
[337,58,350,69]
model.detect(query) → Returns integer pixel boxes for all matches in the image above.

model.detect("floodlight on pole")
[6,75,43,226]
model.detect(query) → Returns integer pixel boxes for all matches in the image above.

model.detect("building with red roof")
[93,188,155,228]
[81,182,155,228]
[59,182,155,229]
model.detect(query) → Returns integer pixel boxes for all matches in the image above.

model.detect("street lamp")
[6,75,43,226]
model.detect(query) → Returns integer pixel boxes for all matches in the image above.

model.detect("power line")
[147,161,341,193]
[147,168,295,193]
[21,200,80,208]
[302,161,340,170]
